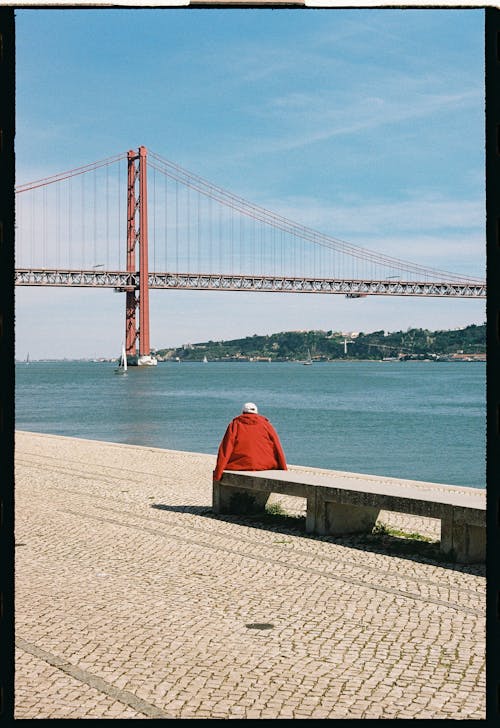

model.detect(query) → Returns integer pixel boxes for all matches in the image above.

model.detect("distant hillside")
[155,323,486,362]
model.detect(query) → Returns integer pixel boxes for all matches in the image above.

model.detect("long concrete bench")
[213,467,486,563]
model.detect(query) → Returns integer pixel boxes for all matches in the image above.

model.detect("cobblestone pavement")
[15,431,486,719]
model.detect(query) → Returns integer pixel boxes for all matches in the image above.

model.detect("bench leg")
[313,496,380,536]
[305,488,318,533]
[440,519,486,563]
[212,482,269,515]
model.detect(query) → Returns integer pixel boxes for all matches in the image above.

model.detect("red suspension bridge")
[15,146,486,365]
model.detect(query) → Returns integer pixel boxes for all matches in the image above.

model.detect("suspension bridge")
[15,146,486,365]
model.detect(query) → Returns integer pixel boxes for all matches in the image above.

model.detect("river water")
[15,360,485,489]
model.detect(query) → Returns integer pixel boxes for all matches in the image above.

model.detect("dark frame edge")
[0,6,15,723]
[486,6,500,723]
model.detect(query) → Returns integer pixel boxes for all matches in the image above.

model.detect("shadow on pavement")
[150,503,485,576]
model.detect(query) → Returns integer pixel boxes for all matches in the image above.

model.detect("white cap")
[242,402,258,414]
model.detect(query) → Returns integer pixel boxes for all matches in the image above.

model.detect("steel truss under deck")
[14,269,486,298]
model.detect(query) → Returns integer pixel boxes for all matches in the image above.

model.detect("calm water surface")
[15,360,486,489]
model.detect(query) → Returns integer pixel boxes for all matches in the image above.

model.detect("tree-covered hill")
[155,323,485,362]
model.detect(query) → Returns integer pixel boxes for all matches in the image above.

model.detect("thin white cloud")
[258,193,485,277]
[269,194,484,234]
[241,87,482,157]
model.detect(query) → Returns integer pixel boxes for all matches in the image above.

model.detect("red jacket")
[213,413,287,481]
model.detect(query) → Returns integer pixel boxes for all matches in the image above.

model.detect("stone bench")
[213,467,486,563]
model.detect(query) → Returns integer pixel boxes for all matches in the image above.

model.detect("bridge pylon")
[125,146,155,366]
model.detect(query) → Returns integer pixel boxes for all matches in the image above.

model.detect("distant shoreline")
[19,324,485,364]
[16,357,486,364]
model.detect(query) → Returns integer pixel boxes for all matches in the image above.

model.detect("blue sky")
[15,8,485,359]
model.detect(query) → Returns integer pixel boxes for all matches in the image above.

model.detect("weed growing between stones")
[372,522,435,543]
[233,497,306,530]
[264,502,287,517]
[357,522,447,560]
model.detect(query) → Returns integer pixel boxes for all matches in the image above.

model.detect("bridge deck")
[14,269,486,297]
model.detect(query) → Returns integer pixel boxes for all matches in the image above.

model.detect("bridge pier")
[125,146,155,367]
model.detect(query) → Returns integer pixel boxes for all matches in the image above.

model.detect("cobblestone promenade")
[15,431,485,719]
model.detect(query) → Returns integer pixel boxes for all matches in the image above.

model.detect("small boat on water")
[202,355,208,363]
[137,354,158,366]
[115,344,128,375]
[25,352,30,365]
[303,349,313,365]
[125,353,158,367]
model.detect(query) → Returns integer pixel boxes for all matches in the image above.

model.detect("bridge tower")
[125,146,155,365]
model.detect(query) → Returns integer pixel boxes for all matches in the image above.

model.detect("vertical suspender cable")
[274,228,282,275]
[275,225,278,277]
[106,163,109,270]
[175,179,179,273]
[257,219,260,275]
[42,185,46,267]
[284,229,287,278]
[239,214,243,275]
[15,190,20,265]
[68,177,72,269]
[230,207,234,274]
[81,173,85,268]
[259,223,266,275]
[56,182,60,269]
[276,226,279,277]
[252,217,256,277]
[30,189,34,268]
[209,195,212,273]
[197,189,200,274]
[187,183,190,274]
[93,168,97,267]
[219,201,222,274]
[275,225,278,276]
[164,171,168,271]
[153,166,156,273]
[118,158,122,271]
[21,192,24,267]
[280,228,284,278]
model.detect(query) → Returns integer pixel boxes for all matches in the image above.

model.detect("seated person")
[213,402,287,481]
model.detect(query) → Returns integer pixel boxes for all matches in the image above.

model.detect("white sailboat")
[25,352,30,365]
[202,355,208,363]
[303,348,313,365]
[115,344,128,375]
